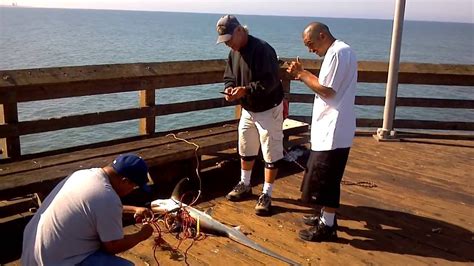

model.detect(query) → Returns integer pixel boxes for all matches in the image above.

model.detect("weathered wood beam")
[0,124,238,177]
[156,98,234,116]
[1,60,471,104]
[139,81,156,135]
[289,115,474,131]
[394,120,474,131]
[0,91,20,159]
[0,60,226,88]
[289,94,474,108]
[0,107,153,137]
[280,58,474,85]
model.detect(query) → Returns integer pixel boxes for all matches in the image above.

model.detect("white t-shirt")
[310,40,357,151]
[21,168,124,265]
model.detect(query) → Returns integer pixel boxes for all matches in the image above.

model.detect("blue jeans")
[79,250,134,266]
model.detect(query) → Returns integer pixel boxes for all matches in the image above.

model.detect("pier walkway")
[2,134,474,265]
[116,135,473,265]
[1,59,473,265]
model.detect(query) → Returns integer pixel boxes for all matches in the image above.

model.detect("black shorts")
[300,147,350,208]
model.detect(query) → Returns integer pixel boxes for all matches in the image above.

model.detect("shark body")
[150,179,300,265]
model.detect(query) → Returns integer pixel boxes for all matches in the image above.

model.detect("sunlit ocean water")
[0,7,472,154]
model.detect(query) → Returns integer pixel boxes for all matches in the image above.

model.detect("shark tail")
[227,230,300,266]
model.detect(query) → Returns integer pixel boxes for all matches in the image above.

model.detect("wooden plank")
[395,98,474,108]
[291,94,474,109]
[0,130,238,200]
[279,58,474,85]
[156,98,235,116]
[290,115,384,128]
[0,60,226,88]
[10,107,153,137]
[0,94,20,159]
[4,136,474,265]
[0,120,308,199]
[0,98,236,138]
[13,79,143,103]
[0,124,238,176]
[3,60,471,103]
[394,120,474,131]
[289,116,474,131]
[139,86,156,135]
[117,136,474,265]
[10,72,223,103]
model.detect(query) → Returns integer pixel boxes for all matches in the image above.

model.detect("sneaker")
[298,220,338,242]
[302,214,338,228]
[226,182,252,201]
[255,193,272,216]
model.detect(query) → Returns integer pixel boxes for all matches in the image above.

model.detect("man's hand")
[224,86,247,101]
[132,207,153,223]
[286,56,304,80]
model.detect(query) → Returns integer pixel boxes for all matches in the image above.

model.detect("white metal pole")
[376,0,406,140]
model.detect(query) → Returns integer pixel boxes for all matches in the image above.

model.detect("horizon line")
[0,5,472,24]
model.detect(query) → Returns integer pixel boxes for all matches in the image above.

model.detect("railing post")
[139,81,156,135]
[0,92,21,159]
[375,0,406,141]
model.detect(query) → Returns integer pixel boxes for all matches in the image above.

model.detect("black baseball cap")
[216,15,241,44]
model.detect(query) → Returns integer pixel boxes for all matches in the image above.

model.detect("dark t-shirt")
[223,35,284,112]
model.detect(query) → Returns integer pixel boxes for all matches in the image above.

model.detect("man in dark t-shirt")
[216,15,284,216]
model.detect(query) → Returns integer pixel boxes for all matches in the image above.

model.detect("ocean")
[0,7,473,154]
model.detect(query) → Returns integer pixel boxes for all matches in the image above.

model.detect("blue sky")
[2,0,473,23]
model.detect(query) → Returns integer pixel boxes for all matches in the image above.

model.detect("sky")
[1,0,473,23]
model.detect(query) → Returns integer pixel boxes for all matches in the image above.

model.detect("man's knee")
[241,155,257,162]
[264,159,283,169]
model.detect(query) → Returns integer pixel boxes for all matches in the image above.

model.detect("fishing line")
[166,133,202,206]
[283,147,377,188]
[137,195,206,266]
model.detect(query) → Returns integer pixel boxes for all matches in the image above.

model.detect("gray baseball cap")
[216,15,241,44]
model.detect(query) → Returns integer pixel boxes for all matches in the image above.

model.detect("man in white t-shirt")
[21,154,155,265]
[287,22,357,242]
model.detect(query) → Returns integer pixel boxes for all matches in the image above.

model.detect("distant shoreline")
[0,5,471,24]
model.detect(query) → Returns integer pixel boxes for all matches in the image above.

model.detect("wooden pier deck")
[1,59,472,265]
[3,135,473,265]
[114,135,472,265]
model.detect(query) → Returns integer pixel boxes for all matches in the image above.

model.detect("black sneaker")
[299,220,338,242]
[255,193,272,216]
[226,182,252,201]
[302,214,338,228]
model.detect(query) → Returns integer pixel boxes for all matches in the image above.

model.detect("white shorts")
[238,102,284,163]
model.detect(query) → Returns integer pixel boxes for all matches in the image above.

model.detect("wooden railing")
[1,59,473,160]
[282,59,474,129]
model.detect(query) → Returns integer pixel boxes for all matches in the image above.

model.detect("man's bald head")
[303,22,333,40]
[302,22,335,57]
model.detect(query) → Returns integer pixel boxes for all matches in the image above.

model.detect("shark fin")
[171,178,190,202]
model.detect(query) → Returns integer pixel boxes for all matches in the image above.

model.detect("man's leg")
[263,166,277,195]
[227,109,259,201]
[255,102,284,216]
[226,156,256,201]
[299,148,350,242]
[241,159,255,186]
[79,250,134,266]
[254,165,278,216]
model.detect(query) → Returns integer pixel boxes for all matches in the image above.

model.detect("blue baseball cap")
[112,154,151,192]
[216,15,241,44]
